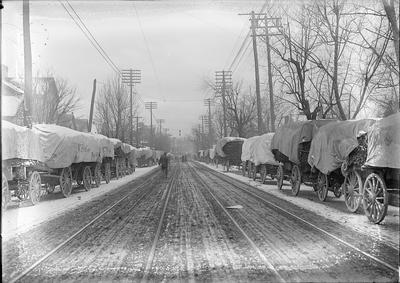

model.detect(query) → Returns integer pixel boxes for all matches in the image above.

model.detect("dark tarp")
[365,112,400,169]
[308,119,377,174]
[271,119,335,164]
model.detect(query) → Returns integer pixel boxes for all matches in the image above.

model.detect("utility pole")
[121,69,141,145]
[134,116,142,147]
[157,119,165,135]
[88,79,97,132]
[239,11,263,134]
[215,70,232,137]
[145,101,157,148]
[204,98,213,147]
[23,0,32,127]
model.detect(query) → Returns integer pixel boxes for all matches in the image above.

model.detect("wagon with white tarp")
[360,113,400,224]
[109,138,131,178]
[2,121,47,209]
[250,133,279,183]
[215,137,246,171]
[33,124,102,195]
[308,119,377,204]
[271,119,335,196]
[136,147,154,167]
[241,135,259,177]
[92,133,114,184]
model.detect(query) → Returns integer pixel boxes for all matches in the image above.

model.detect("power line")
[59,1,120,75]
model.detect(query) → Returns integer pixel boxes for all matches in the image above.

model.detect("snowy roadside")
[1,166,158,240]
[202,162,400,249]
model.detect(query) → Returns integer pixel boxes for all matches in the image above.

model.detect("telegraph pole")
[215,70,232,137]
[145,101,157,148]
[134,116,142,147]
[121,69,141,145]
[88,79,97,132]
[23,0,32,127]
[204,98,213,146]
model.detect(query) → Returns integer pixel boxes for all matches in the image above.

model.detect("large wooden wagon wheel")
[28,171,41,205]
[82,166,92,191]
[94,163,102,188]
[316,172,329,202]
[276,164,284,190]
[60,167,72,198]
[343,170,362,212]
[362,173,388,224]
[290,165,301,196]
[2,172,10,211]
[104,162,111,184]
[260,165,267,184]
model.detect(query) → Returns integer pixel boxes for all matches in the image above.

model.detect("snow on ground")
[203,163,400,249]
[1,166,158,240]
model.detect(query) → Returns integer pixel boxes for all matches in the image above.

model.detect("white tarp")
[253,133,278,166]
[2,120,45,162]
[136,147,153,160]
[109,138,122,149]
[209,145,216,160]
[91,133,114,159]
[241,136,259,162]
[365,112,400,169]
[215,137,246,157]
[33,124,101,168]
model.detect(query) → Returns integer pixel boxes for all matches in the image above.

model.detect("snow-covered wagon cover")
[2,120,44,162]
[271,120,334,164]
[253,133,278,166]
[209,145,216,160]
[308,119,377,174]
[33,124,101,169]
[109,138,122,149]
[92,133,114,159]
[365,112,400,169]
[241,136,259,162]
[215,137,246,158]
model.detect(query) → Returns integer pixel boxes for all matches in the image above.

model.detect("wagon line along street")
[2,161,398,282]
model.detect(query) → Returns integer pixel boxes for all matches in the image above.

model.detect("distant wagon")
[109,139,132,178]
[215,137,246,171]
[271,120,335,196]
[241,135,260,177]
[92,133,114,184]
[308,119,377,203]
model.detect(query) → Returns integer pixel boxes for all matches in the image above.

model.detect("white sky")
[2,0,270,136]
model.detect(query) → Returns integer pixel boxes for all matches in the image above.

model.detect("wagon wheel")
[362,173,388,224]
[260,165,267,184]
[60,167,72,198]
[28,171,42,205]
[276,164,284,190]
[333,185,342,198]
[2,173,10,211]
[252,165,257,181]
[343,170,363,213]
[242,161,246,176]
[316,172,329,202]
[104,162,111,184]
[290,165,301,196]
[82,166,92,191]
[94,163,101,188]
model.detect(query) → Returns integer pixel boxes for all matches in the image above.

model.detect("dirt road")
[2,161,399,282]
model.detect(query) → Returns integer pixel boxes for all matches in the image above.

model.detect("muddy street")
[2,161,399,282]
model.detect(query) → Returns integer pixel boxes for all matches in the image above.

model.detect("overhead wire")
[59,1,120,75]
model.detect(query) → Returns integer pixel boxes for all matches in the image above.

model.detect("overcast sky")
[2,0,273,136]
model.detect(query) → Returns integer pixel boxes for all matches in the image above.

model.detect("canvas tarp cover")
[216,137,246,157]
[137,147,153,160]
[209,145,216,160]
[365,113,400,169]
[241,136,259,162]
[253,133,278,166]
[92,134,114,159]
[2,120,45,162]
[109,138,122,149]
[271,120,335,164]
[33,124,101,169]
[308,119,377,174]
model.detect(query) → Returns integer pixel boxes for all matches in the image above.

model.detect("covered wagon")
[251,133,279,183]
[2,121,47,209]
[308,119,377,203]
[92,133,114,184]
[215,137,246,171]
[241,135,259,177]
[271,119,335,195]
[136,147,154,167]
[361,112,400,224]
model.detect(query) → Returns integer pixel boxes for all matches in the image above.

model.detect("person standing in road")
[158,152,169,178]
